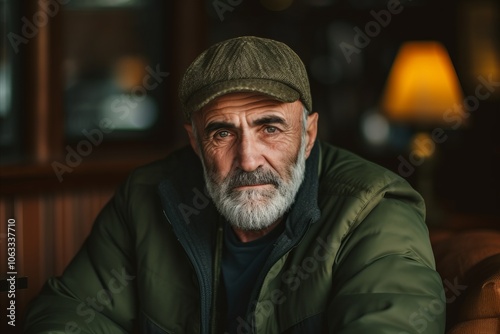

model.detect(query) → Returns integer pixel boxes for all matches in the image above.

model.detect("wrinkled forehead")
[192,92,301,124]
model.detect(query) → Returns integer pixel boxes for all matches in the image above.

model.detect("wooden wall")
[0,187,115,333]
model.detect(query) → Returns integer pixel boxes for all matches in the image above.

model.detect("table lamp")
[381,41,464,125]
[380,41,464,224]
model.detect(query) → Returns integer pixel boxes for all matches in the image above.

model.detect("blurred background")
[0,0,499,331]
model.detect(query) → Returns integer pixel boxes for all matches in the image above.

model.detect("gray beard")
[201,138,307,231]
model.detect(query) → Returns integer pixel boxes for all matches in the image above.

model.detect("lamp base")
[409,132,445,226]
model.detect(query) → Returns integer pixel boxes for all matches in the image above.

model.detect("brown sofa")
[430,229,500,333]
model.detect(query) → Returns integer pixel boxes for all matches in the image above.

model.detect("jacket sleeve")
[24,179,138,334]
[328,184,446,333]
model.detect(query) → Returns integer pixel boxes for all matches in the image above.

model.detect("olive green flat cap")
[179,36,312,119]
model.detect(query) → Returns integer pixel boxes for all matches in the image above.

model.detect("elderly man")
[25,36,445,334]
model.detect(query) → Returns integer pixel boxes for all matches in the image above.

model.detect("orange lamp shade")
[381,41,464,125]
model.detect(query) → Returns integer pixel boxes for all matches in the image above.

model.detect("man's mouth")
[233,183,273,190]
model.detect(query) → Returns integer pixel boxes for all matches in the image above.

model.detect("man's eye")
[216,130,230,138]
[264,126,278,134]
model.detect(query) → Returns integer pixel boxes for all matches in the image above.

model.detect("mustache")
[226,168,280,189]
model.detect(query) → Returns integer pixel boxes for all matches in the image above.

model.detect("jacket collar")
[282,140,321,240]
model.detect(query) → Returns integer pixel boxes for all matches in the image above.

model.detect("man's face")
[185,93,318,231]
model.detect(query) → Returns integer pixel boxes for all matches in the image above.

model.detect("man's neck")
[231,219,283,243]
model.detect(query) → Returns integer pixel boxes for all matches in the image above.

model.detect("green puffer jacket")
[24,141,445,334]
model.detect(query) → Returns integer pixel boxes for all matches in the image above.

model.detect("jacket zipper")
[210,222,224,334]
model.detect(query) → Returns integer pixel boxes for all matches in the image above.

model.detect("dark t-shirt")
[222,221,285,333]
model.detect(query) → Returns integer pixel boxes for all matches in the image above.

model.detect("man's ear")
[304,112,318,159]
[184,122,200,157]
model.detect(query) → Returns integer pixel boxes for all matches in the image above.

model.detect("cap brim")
[186,78,300,116]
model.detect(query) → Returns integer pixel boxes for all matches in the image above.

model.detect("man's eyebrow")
[204,121,235,135]
[203,116,286,135]
[252,115,286,126]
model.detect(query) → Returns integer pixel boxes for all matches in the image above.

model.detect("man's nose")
[235,134,264,172]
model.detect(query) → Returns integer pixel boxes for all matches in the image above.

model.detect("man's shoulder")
[317,141,415,201]
[315,141,425,238]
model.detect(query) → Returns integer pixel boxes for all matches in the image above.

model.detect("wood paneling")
[0,187,114,333]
